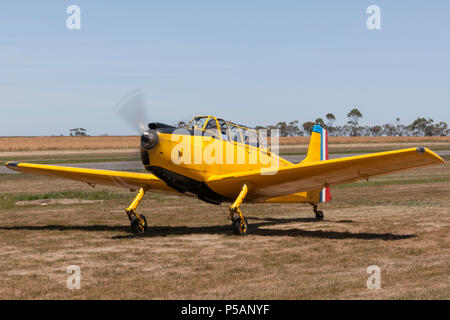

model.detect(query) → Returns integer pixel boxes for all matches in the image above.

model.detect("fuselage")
[140,119,292,204]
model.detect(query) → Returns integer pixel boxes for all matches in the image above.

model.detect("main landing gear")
[229,184,249,236]
[312,204,324,221]
[125,187,148,234]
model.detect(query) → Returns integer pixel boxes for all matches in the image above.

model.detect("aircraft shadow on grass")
[0,216,416,241]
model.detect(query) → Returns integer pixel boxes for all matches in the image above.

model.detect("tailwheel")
[130,214,147,234]
[232,216,248,236]
[315,211,324,221]
[312,204,324,221]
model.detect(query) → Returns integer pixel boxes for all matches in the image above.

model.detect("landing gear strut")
[312,204,324,221]
[229,184,249,236]
[125,187,148,234]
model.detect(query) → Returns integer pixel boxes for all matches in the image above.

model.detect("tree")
[408,117,432,136]
[433,121,448,136]
[325,113,336,127]
[382,123,397,136]
[315,118,326,128]
[268,121,303,137]
[287,120,302,136]
[347,108,363,126]
[394,118,406,136]
[249,116,448,138]
[347,108,363,136]
[369,125,382,136]
[302,121,315,136]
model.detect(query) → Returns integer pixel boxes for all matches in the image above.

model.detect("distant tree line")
[255,108,449,137]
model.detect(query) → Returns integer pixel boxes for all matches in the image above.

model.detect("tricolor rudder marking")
[319,127,332,203]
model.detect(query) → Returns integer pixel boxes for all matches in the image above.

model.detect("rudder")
[301,125,332,203]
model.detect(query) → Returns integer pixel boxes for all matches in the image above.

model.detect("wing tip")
[5,162,20,169]
[417,147,445,164]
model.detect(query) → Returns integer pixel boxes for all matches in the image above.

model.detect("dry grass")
[1,136,449,152]
[0,136,140,151]
[0,160,448,299]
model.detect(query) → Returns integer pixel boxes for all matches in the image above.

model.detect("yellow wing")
[4,162,174,194]
[206,147,445,201]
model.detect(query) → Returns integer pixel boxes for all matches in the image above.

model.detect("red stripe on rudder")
[325,186,332,201]
[325,130,332,201]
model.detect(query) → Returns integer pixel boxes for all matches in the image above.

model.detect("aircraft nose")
[141,129,159,150]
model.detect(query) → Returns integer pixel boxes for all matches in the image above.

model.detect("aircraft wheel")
[315,211,324,221]
[232,216,248,236]
[130,214,147,234]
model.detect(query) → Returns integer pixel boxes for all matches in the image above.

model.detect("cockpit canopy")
[185,116,267,149]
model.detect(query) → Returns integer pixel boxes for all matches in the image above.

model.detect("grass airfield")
[0,137,448,299]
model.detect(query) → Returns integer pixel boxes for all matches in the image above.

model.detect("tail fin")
[301,125,332,203]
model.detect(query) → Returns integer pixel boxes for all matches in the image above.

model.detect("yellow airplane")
[4,115,445,236]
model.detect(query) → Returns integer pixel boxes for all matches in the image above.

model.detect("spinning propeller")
[114,89,159,151]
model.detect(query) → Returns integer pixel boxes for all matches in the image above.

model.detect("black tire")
[315,211,324,221]
[141,215,148,231]
[130,215,147,234]
[232,216,248,236]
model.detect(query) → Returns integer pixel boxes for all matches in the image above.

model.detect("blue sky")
[0,1,449,136]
